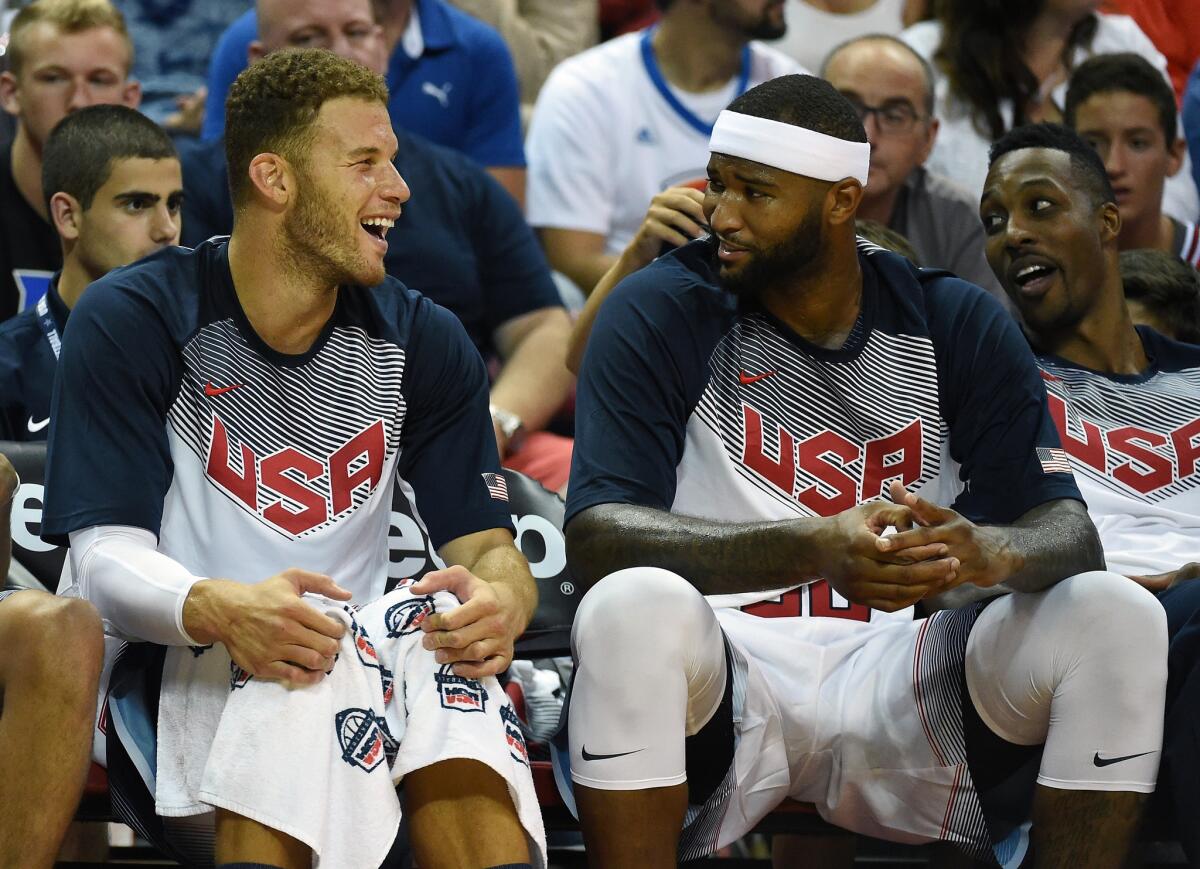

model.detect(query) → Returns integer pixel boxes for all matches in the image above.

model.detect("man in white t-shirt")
[981,120,1200,865]
[525,0,802,296]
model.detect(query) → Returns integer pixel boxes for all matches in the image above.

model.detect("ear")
[121,79,142,109]
[50,191,83,242]
[1098,200,1121,244]
[827,178,864,227]
[246,152,293,209]
[917,116,939,164]
[1166,136,1186,179]
[0,71,20,118]
[248,40,266,64]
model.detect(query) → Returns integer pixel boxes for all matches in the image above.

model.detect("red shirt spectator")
[1102,0,1200,100]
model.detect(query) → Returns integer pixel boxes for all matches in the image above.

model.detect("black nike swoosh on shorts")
[581,746,645,762]
[1093,750,1155,767]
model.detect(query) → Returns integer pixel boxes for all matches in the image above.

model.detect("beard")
[715,211,823,301]
[711,0,786,41]
[281,165,384,289]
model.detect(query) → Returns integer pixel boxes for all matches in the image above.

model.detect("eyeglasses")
[842,97,927,135]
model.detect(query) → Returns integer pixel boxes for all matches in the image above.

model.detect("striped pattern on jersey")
[691,311,945,517]
[1038,359,1200,504]
[1178,219,1200,269]
[168,318,406,539]
[0,589,21,605]
[678,640,750,862]
[912,604,991,861]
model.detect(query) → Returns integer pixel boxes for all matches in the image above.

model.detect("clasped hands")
[818,481,1015,613]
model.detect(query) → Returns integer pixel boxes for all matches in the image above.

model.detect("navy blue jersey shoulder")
[0,304,55,441]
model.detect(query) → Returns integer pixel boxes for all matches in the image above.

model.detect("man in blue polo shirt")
[200,0,526,205]
[182,0,574,491]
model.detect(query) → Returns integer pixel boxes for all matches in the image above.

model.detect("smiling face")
[1071,89,1183,230]
[980,147,1120,334]
[703,152,826,298]
[281,96,408,288]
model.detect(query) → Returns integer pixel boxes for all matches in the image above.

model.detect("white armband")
[69,525,205,646]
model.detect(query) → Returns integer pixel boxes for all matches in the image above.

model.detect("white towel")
[155,583,547,868]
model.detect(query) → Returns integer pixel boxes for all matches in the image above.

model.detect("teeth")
[361,217,395,228]
[1017,264,1049,280]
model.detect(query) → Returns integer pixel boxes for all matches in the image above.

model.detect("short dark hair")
[1064,53,1177,148]
[225,48,389,207]
[821,34,936,117]
[42,104,176,213]
[988,122,1116,208]
[1120,249,1200,344]
[726,74,868,144]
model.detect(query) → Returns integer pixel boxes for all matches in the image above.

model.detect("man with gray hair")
[822,34,1006,303]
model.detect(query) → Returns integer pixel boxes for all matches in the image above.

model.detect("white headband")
[709,110,870,187]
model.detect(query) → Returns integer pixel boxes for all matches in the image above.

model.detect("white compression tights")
[569,567,1167,793]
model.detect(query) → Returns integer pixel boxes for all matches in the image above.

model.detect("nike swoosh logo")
[204,382,242,397]
[27,416,49,433]
[1093,750,1154,767]
[581,746,644,762]
[738,370,776,385]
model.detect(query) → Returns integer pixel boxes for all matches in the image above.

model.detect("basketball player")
[563,75,1167,867]
[0,104,182,442]
[980,121,1200,865]
[42,49,542,869]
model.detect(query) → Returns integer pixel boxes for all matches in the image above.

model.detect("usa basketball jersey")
[42,239,511,601]
[1037,327,1200,576]
[566,238,1081,618]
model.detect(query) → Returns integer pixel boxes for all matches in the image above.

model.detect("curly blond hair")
[225,48,389,207]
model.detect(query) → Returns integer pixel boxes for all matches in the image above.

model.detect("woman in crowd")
[771,0,929,72]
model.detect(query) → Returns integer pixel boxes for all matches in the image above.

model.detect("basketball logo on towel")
[500,704,528,765]
[385,596,436,637]
[335,707,398,772]
[436,664,488,713]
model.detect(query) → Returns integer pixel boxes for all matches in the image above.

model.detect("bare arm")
[565,501,959,610]
[487,166,527,212]
[490,306,574,450]
[540,227,617,297]
[566,186,708,373]
[887,485,1105,611]
[412,527,539,678]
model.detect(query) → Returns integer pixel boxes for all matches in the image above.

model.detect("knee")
[572,567,707,658]
[1056,571,1167,658]
[0,592,104,690]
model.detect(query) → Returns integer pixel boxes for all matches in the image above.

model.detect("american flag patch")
[1037,447,1073,474]
[483,472,509,501]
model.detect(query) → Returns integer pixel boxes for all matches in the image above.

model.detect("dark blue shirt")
[180,130,559,356]
[0,275,69,441]
[200,0,525,168]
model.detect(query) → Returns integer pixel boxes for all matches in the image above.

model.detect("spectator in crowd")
[563,74,1165,868]
[0,543,104,869]
[770,0,928,73]
[182,0,574,492]
[1100,0,1199,100]
[43,48,544,869]
[526,0,802,296]
[901,0,1199,223]
[980,120,1200,865]
[855,218,919,261]
[1065,53,1199,267]
[822,34,1006,301]
[199,0,527,205]
[1121,248,1200,343]
[0,105,181,443]
[1184,60,1200,201]
[447,0,598,128]
[0,0,140,321]
[110,0,250,131]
